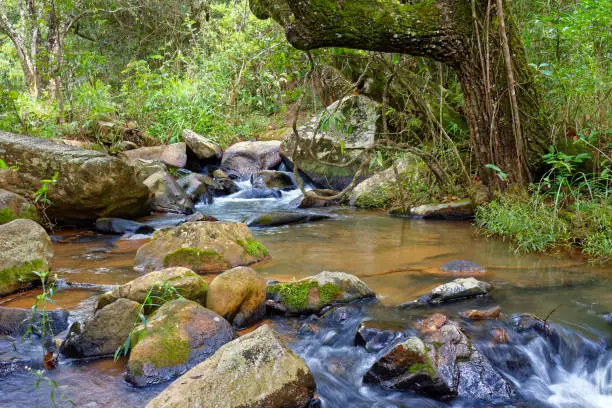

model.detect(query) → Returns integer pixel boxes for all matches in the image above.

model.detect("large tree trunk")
[250,0,550,186]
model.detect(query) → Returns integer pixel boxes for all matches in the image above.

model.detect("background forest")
[0,0,610,261]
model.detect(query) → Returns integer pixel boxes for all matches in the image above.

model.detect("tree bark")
[250,0,550,186]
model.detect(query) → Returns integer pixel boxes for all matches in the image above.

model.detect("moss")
[269,280,341,313]
[0,259,47,294]
[0,205,39,224]
[163,247,227,271]
[408,357,436,377]
[254,215,273,226]
[236,238,269,259]
[319,282,341,305]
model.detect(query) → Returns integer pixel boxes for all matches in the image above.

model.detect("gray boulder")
[221,141,281,177]
[182,129,222,161]
[0,306,68,336]
[95,217,154,235]
[246,211,330,227]
[143,172,194,214]
[250,170,296,190]
[410,199,473,220]
[177,173,211,203]
[400,277,491,308]
[119,143,187,168]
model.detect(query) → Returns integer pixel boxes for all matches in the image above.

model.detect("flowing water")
[0,181,610,407]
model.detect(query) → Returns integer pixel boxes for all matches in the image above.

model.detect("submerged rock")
[126,299,235,387]
[0,132,151,223]
[246,211,331,227]
[143,172,194,214]
[0,306,68,336]
[96,267,207,311]
[182,129,222,161]
[95,217,154,235]
[220,141,282,177]
[0,219,54,296]
[460,306,501,320]
[440,260,485,274]
[134,222,269,273]
[410,199,474,220]
[119,143,188,168]
[60,298,140,358]
[0,188,38,224]
[400,277,491,308]
[146,324,315,408]
[206,267,266,329]
[267,271,375,314]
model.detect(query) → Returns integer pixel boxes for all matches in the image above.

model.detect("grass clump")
[237,238,269,259]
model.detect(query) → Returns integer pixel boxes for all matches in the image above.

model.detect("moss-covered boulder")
[126,298,235,387]
[134,222,269,273]
[146,324,315,408]
[348,161,414,208]
[267,271,375,315]
[143,172,194,214]
[0,131,151,224]
[206,267,266,329]
[0,219,53,296]
[60,298,140,358]
[0,189,39,224]
[96,267,207,311]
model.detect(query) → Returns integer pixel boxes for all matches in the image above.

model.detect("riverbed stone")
[0,132,151,223]
[60,298,140,358]
[95,217,154,235]
[246,211,331,227]
[0,219,54,296]
[126,298,235,387]
[143,172,194,214]
[206,267,266,329]
[145,324,315,408]
[96,267,207,311]
[182,129,222,161]
[440,260,486,274]
[400,278,491,307]
[0,189,38,224]
[0,306,68,336]
[134,222,269,273]
[119,143,188,168]
[410,199,474,220]
[220,141,282,177]
[267,271,375,314]
[460,306,501,320]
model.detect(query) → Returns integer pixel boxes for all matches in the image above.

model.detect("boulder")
[0,189,38,224]
[206,267,266,328]
[298,189,340,208]
[126,299,235,386]
[119,143,187,168]
[60,298,140,358]
[128,159,168,183]
[220,141,282,177]
[349,161,412,208]
[0,306,68,336]
[0,219,54,296]
[146,325,315,408]
[206,173,239,196]
[177,173,211,203]
[181,129,222,161]
[400,278,491,308]
[250,170,296,190]
[267,271,375,314]
[0,132,151,223]
[233,188,281,200]
[143,172,194,214]
[364,318,515,401]
[246,212,331,227]
[96,267,208,311]
[440,260,486,274]
[134,222,269,273]
[95,217,154,235]
[280,95,378,190]
[410,199,474,220]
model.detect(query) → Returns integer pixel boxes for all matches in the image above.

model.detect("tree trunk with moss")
[250,0,549,187]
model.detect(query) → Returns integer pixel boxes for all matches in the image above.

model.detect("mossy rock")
[267,271,375,314]
[0,188,39,224]
[126,298,235,387]
[163,248,230,273]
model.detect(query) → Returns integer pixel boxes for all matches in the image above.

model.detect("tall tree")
[250,0,550,187]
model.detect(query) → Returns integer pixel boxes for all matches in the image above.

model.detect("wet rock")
[460,306,501,320]
[181,129,222,161]
[96,267,207,311]
[603,313,612,325]
[206,172,239,196]
[246,211,331,227]
[0,132,151,223]
[267,271,375,314]
[410,199,474,221]
[206,267,266,329]
[250,170,296,190]
[281,95,378,190]
[233,188,282,200]
[60,298,140,358]
[349,161,413,208]
[95,218,154,235]
[119,143,188,168]
[220,141,282,177]
[400,277,491,308]
[126,299,235,387]
[0,306,68,336]
[440,260,485,274]
[143,172,194,214]
[146,324,315,408]
[176,173,211,203]
[134,222,269,273]
[298,189,340,208]
[0,188,39,224]
[0,219,54,296]
[414,313,448,334]
[355,321,405,352]
[512,313,552,336]
[491,328,507,344]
